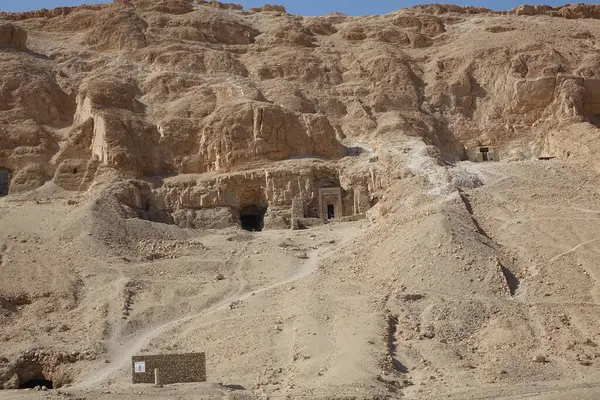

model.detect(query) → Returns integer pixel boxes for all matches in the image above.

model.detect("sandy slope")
[2,155,600,400]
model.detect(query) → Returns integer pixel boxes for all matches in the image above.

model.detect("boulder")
[3,373,19,390]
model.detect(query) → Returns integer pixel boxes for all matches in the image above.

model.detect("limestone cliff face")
[1,1,600,193]
[110,159,382,229]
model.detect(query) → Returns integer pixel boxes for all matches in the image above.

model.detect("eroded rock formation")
[1,0,600,218]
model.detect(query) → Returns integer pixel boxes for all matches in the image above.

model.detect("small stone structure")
[131,353,206,385]
[318,187,342,220]
[290,186,367,227]
[475,146,498,162]
[0,168,11,196]
[290,197,305,230]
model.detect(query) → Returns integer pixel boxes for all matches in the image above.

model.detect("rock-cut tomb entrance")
[0,168,11,196]
[240,204,268,232]
[238,187,268,232]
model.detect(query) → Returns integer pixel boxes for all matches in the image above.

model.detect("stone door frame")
[318,187,342,220]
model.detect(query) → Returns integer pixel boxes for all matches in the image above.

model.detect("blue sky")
[0,0,593,15]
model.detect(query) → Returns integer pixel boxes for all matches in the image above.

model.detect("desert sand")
[2,1,600,399]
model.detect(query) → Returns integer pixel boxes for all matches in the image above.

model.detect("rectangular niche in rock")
[318,187,342,221]
[475,146,498,162]
[0,168,11,196]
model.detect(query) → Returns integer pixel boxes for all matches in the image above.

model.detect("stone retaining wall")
[131,353,206,385]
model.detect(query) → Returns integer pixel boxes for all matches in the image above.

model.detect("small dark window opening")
[19,378,54,389]
[480,147,489,153]
[0,169,11,196]
[327,204,335,220]
[240,205,267,232]
[72,168,78,174]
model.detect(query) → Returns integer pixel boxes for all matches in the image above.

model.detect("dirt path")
[74,229,351,390]
[548,239,600,263]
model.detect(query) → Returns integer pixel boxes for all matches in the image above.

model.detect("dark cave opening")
[0,168,11,196]
[19,378,53,389]
[327,204,335,219]
[240,204,267,232]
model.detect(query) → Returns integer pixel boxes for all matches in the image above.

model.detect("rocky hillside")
[1,1,600,189]
[3,2,600,399]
